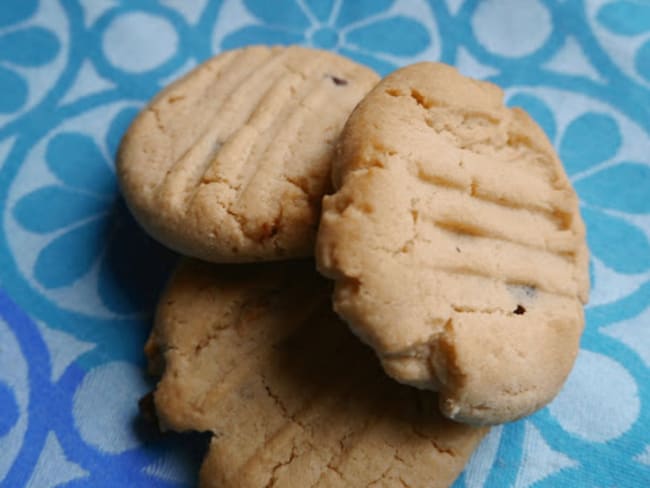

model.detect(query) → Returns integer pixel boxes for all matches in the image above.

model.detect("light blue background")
[0,0,649,486]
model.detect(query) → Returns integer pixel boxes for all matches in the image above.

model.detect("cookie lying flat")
[146,259,487,488]
[118,46,379,262]
[316,63,590,425]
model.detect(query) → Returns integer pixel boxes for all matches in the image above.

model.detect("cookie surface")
[316,63,590,424]
[146,259,487,487]
[118,46,379,262]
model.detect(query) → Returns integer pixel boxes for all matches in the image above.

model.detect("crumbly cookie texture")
[118,45,379,263]
[316,62,590,425]
[146,259,487,488]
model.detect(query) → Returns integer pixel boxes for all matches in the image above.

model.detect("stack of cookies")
[118,45,589,487]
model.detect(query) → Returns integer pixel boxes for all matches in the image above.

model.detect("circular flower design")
[12,108,175,316]
[0,0,60,113]
[219,0,433,74]
[508,91,650,279]
[101,11,179,74]
[596,1,650,83]
[470,0,553,58]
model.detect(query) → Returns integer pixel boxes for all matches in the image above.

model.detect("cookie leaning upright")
[316,63,590,425]
[118,46,379,262]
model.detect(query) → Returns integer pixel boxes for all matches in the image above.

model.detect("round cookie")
[118,46,379,262]
[316,63,590,425]
[146,259,487,488]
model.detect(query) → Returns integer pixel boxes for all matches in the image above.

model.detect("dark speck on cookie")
[513,305,526,315]
[327,74,348,86]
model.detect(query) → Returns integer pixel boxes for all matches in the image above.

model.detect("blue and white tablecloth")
[0,0,649,486]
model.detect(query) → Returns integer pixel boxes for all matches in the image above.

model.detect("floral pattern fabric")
[0,0,649,486]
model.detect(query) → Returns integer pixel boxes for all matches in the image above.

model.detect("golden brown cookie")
[146,259,487,487]
[118,45,379,263]
[316,62,590,425]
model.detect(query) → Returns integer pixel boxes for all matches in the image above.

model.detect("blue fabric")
[0,0,648,486]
